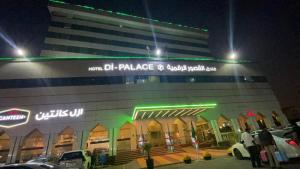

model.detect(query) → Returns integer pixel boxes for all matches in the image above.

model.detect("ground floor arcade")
[0,108,287,164]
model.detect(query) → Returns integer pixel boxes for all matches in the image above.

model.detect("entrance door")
[147,120,164,147]
[196,118,215,147]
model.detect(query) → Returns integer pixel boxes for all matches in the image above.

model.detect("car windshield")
[60,152,84,161]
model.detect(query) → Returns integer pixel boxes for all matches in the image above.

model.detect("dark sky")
[0,0,299,107]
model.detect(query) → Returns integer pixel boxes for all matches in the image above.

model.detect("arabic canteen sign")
[88,62,217,73]
[35,108,84,121]
[0,108,31,128]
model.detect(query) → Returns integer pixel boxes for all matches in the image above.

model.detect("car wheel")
[233,149,244,160]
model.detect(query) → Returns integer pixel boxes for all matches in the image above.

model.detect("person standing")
[258,127,281,169]
[241,128,262,168]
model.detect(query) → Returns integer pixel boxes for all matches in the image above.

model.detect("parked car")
[0,163,61,169]
[231,129,300,160]
[26,157,49,164]
[58,150,91,169]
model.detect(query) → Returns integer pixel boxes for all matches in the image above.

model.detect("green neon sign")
[132,103,217,120]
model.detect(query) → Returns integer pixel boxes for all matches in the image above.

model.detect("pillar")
[210,120,222,143]
[73,130,89,150]
[230,118,242,142]
[130,126,137,151]
[7,136,23,163]
[248,116,259,130]
[264,116,273,128]
[42,133,51,157]
[108,128,119,156]
[230,118,240,133]
[6,136,16,164]
[280,113,289,127]
[44,133,56,157]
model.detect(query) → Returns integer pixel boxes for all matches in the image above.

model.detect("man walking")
[241,128,262,168]
[258,127,281,169]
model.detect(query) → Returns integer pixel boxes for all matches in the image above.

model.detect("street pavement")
[106,156,300,169]
[155,157,300,169]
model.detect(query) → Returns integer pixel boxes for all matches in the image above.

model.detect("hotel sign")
[0,108,30,128]
[88,62,217,73]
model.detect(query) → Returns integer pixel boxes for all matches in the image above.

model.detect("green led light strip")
[0,56,252,64]
[132,103,217,120]
[48,0,207,32]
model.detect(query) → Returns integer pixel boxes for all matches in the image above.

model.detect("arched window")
[19,129,44,162]
[256,113,267,129]
[52,127,74,157]
[87,124,109,154]
[117,122,136,151]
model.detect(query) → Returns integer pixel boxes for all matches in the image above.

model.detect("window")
[0,75,268,89]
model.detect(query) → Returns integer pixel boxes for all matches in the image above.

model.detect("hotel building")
[0,0,288,164]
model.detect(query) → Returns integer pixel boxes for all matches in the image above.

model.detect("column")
[6,136,17,164]
[210,120,222,143]
[42,133,51,157]
[81,130,89,150]
[264,116,273,128]
[248,116,259,130]
[108,128,119,156]
[44,133,56,157]
[73,130,82,150]
[280,113,289,127]
[9,136,23,163]
[73,130,89,150]
[230,118,242,142]
[130,126,137,151]
[230,118,240,133]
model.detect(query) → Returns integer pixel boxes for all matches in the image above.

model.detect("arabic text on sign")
[35,108,84,121]
[88,63,217,72]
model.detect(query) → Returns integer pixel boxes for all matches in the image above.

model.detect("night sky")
[0,0,299,107]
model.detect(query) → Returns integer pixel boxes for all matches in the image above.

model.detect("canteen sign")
[0,108,30,128]
[88,62,217,73]
[35,108,84,121]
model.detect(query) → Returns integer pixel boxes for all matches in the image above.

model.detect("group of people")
[241,127,282,169]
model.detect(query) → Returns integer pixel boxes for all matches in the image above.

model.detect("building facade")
[0,0,288,164]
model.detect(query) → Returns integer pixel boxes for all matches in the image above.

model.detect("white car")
[231,129,300,160]
[59,150,91,169]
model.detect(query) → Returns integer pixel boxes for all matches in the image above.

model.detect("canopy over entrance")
[132,103,217,120]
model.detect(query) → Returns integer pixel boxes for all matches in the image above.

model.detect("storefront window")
[218,116,233,133]
[238,115,251,131]
[256,113,267,129]
[196,117,215,147]
[52,127,74,157]
[87,124,109,154]
[0,131,10,163]
[117,123,136,151]
[19,129,44,162]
